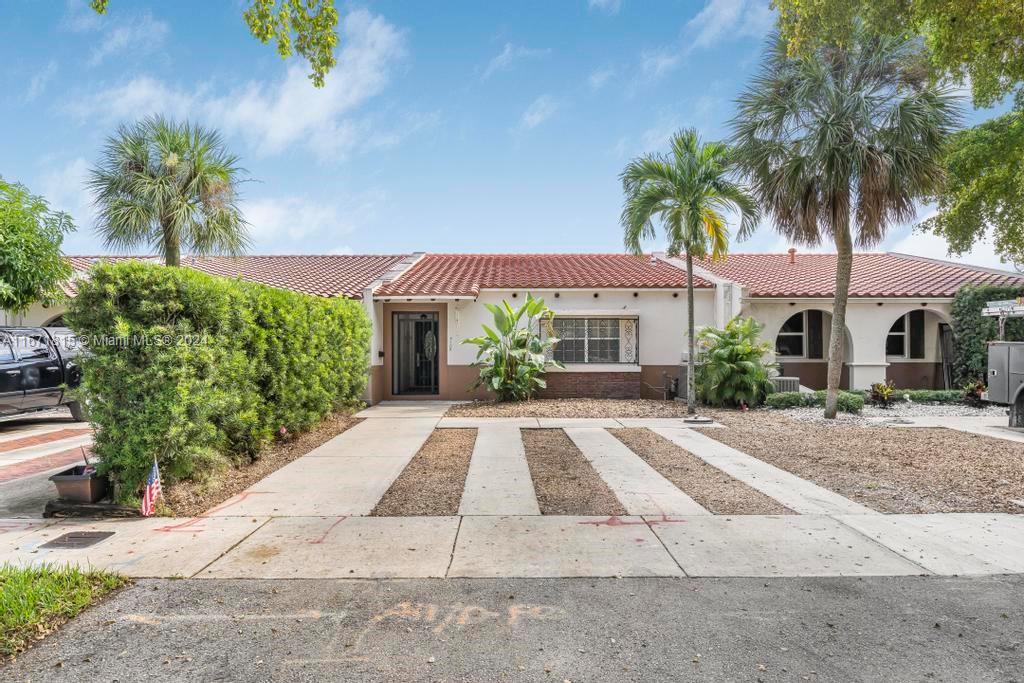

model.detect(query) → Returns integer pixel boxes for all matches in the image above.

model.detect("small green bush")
[765,390,864,413]
[67,261,371,503]
[894,389,963,404]
[695,316,777,408]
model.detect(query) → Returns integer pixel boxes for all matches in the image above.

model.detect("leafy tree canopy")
[772,0,1023,107]
[0,178,75,314]
[90,0,339,87]
[923,95,1024,265]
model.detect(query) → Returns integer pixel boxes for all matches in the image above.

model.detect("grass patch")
[1,564,128,660]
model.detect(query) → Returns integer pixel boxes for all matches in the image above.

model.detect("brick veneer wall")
[538,372,641,399]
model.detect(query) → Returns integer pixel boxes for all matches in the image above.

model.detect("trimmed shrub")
[894,389,963,404]
[765,390,864,413]
[67,261,371,503]
[951,284,1024,385]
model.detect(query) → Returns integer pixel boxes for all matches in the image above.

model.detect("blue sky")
[1,0,1010,267]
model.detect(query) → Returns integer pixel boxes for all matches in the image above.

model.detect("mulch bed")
[610,428,792,515]
[371,429,477,516]
[447,399,688,418]
[521,429,626,515]
[698,408,1024,514]
[164,412,361,518]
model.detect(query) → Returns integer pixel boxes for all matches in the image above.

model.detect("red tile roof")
[373,253,710,297]
[696,252,1024,297]
[66,254,408,299]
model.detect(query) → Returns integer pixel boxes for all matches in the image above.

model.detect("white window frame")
[776,311,807,359]
[886,314,909,360]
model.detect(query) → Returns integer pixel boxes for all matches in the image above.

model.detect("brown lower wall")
[886,362,944,390]
[372,364,682,402]
[537,372,642,399]
[777,361,850,390]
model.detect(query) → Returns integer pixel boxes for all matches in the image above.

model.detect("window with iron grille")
[550,318,638,364]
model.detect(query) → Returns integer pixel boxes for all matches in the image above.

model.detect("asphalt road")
[3,576,1022,682]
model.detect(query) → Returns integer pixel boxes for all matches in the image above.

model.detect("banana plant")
[462,293,563,401]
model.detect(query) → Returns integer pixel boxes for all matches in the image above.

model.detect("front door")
[392,312,439,395]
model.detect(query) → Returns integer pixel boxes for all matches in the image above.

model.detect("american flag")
[140,460,162,517]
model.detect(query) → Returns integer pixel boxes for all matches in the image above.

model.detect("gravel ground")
[610,428,792,515]
[779,402,1008,426]
[371,429,476,516]
[699,408,1024,514]
[521,429,626,515]
[447,399,688,418]
[164,412,361,518]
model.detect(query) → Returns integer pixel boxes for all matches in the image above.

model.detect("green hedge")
[765,390,865,413]
[890,389,963,404]
[67,262,371,503]
[951,284,1024,385]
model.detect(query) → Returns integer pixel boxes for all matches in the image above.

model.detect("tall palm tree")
[621,129,760,415]
[731,30,959,418]
[89,116,249,266]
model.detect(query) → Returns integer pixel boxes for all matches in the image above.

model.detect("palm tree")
[621,129,760,415]
[89,116,249,266]
[731,31,959,418]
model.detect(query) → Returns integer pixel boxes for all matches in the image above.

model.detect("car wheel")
[68,400,89,422]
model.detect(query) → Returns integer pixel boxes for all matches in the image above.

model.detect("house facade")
[5,250,1023,402]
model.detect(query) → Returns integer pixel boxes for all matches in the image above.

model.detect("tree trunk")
[686,252,696,415]
[824,220,853,419]
[163,220,180,267]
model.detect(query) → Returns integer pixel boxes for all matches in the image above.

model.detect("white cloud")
[685,0,774,52]
[588,67,614,91]
[242,188,388,252]
[88,12,169,66]
[886,228,1010,271]
[26,60,58,101]
[518,95,559,130]
[482,43,551,80]
[65,9,408,162]
[640,48,681,80]
[37,157,95,236]
[588,0,622,15]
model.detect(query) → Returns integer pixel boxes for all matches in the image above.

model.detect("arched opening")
[773,310,852,390]
[883,308,953,389]
[43,314,66,327]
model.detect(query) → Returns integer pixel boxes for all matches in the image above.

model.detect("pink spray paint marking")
[153,491,275,532]
[309,516,348,544]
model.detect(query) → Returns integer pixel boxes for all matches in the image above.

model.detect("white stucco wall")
[743,297,953,388]
[444,288,715,368]
[1,303,67,327]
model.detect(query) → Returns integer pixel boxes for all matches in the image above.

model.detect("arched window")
[776,311,824,359]
[886,311,925,359]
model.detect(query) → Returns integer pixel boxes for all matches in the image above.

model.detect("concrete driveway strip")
[835,513,1024,575]
[564,427,709,516]
[654,427,876,515]
[199,516,460,579]
[649,515,926,577]
[447,515,684,578]
[0,516,269,578]
[206,417,438,516]
[891,416,1024,444]
[458,425,541,516]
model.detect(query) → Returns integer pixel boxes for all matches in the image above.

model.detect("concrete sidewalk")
[889,415,1024,443]
[4,512,1022,579]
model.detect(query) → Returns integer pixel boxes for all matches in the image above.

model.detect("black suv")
[0,327,86,421]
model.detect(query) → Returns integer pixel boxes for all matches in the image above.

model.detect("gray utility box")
[986,342,1024,405]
